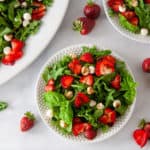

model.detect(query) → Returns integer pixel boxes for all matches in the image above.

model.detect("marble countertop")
[0,0,150,149]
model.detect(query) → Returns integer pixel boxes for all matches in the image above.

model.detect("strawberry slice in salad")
[43,46,136,140]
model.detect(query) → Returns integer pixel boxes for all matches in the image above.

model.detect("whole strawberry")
[84,0,101,19]
[73,17,95,35]
[20,112,35,132]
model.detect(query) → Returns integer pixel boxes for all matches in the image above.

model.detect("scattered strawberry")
[73,17,95,35]
[61,75,74,89]
[74,92,90,108]
[83,0,101,19]
[73,117,82,124]
[20,112,35,132]
[68,58,82,75]
[133,129,148,148]
[80,52,94,63]
[44,84,55,92]
[95,59,115,76]
[32,2,46,20]
[84,128,97,140]
[107,0,123,12]
[80,75,94,86]
[99,108,116,125]
[142,58,150,73]
[102,55,116,64]
[111,74,121,90]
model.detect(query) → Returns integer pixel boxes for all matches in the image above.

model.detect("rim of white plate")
[0,0,69,85]
[103,0,150,44]
[35,44,137,143]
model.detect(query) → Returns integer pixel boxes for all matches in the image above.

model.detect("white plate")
[35,44,136,143]
[103,0,150,44]
[0,0,69,85]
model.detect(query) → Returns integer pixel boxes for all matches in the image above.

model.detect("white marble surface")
[0,0,150,149]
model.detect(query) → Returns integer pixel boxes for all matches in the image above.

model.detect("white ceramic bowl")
[35,44,136,143]
[103,0,150,44]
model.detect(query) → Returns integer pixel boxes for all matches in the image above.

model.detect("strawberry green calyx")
[138,119,146,129]
[87,0,94,5]
[25,112,35,121]
[72,20,83,32]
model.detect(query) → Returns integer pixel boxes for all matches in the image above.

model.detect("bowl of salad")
[103,0,150,43]
[36,44,137,143]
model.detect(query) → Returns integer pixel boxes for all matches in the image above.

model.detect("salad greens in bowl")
[36,44,137,142]
[103,0,150,43]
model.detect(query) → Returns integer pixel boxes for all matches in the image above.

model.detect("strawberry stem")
[25,112,35,121]
[72,20,83,32]
[138,119,146,129]
[87,0,94,5]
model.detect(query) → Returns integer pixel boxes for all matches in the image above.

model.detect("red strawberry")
[144,123,150,139]
[99,108,116,125]
[9,50,24,60]
[61,75,74,89]
[20,112,35,132]
[84,0,101,19]
[102,55,116,64]
[80,75,94,86]
[144,0,150,3]
[129,17,139,26]
[73,17,95,35]
[95,59,115,76]
[80,52,94,63]
[133,129,148,148]
[1,54,15,65]
[47,78,55,85]
[111,74,121,90]
[32,2,46,20]
[72,122,92,136]
[11,39,24,52]
[73,117,82,124]
[68,59,82,75]
[44,84,55,92]
[74,92,90,108]
[121,11,136,20]
[84,128,97,140]
[107,0,123,12]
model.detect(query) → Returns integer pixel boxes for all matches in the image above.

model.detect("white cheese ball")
[21,2,27,8]
[89,100,96,107]
[89,65,95,74]
[96,103,104,110]
[23,13,31,21]
[3,47,11,55]
[119,5,126,13]
[22,20,30,27]
[140,28,149,36]
[46,109,53,119]
[4,34,13,42]
[131,0,138,7]
[60,120,67,128]
[113,100,121,108]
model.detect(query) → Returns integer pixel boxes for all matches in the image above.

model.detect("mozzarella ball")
[60,120,67,128]
[46,109,53,119]
[65,91,73,99]
[22,20,30,27]
[140,28,149,36]
[89,65,95,74]
[96,103,104,110]
[119,5,126,13]
[3,47,11,55]
[87,86,94,95]
[3,34,13,42]
[89,100,96,107]
[23,13,31,21]
[113,100,121,108]
[81,66,90,76]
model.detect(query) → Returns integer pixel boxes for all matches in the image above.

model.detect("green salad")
[0,0,53,65]
[107,0,150,35]
[42,46,137,140]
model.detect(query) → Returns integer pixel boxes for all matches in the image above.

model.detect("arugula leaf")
[108,8,116,17]
[0,102,8,111]
[42,0,53,6]
[100,124,110,133]
[0,3,7,12]
[118,14,140,33]
[82,46,111,58]
[115,105,128,115]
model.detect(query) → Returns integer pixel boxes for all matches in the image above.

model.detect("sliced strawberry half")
[11,39,24,52]
[95,59,115,76]
[68,58,82,75]
[129,17,139,26]
[121,11,136,20]
[80,52,94,63]
[102,55,116,64]
[72,122,92,136]
[61,75,74,89]
[1,54,15,65]
[111,74,121,90]
[107,0,123,12]
[133,129,148,148]
[73,117,82,124]
[74,92,90,108]
[80,75,94,86]
[99,108,116,125]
